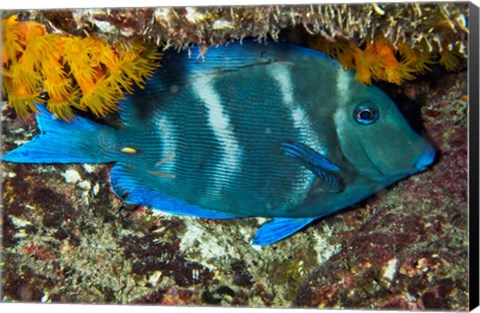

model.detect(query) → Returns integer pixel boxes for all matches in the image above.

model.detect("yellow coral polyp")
[2,15,47,65]
[1,15,161,120]
[12,83,33,97]
[8,83,39,116]
[353,42,385,84]
[9,61,41,87]
[47,92,80,121]
[370,37,415,84]
[63,38,101,93]
[438,42,462,72]
[43,76,72,102]
[308,35,415,85]
[20,22,46,44]
[85,37,119,68]
[80,78,123,117]
[2,16,24,65]
[397,40,434,75]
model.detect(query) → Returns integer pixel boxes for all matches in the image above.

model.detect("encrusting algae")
[2,15,161,120]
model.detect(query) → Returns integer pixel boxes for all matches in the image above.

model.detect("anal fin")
[252,217,317,246]
[110,163,238,219]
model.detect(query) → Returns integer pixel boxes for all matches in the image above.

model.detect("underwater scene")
[0,2,471,309]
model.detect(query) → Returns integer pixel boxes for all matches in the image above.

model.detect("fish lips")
[410,143,436,173]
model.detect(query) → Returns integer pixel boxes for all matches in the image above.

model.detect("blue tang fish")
[2,40,435,246]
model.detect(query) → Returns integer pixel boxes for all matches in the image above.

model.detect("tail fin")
[2,105,117,164]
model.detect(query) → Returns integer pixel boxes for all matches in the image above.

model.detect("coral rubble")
[32,4,468,53]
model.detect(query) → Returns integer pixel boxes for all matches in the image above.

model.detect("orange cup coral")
[2,15,161,120]
[308,33,462,85]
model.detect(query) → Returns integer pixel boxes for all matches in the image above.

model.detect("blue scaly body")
[2,40,435,245]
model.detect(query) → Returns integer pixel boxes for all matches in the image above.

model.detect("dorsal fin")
[118,40,333,126]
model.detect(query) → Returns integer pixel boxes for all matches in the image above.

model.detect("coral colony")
[2,15,160,120]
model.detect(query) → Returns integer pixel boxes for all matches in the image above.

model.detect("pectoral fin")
[279,142,344,193]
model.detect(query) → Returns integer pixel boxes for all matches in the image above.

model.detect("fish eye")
[353,103,379,125]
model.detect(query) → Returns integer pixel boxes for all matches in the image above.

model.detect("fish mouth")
[356,135,436,180]
[410,144,436,174]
